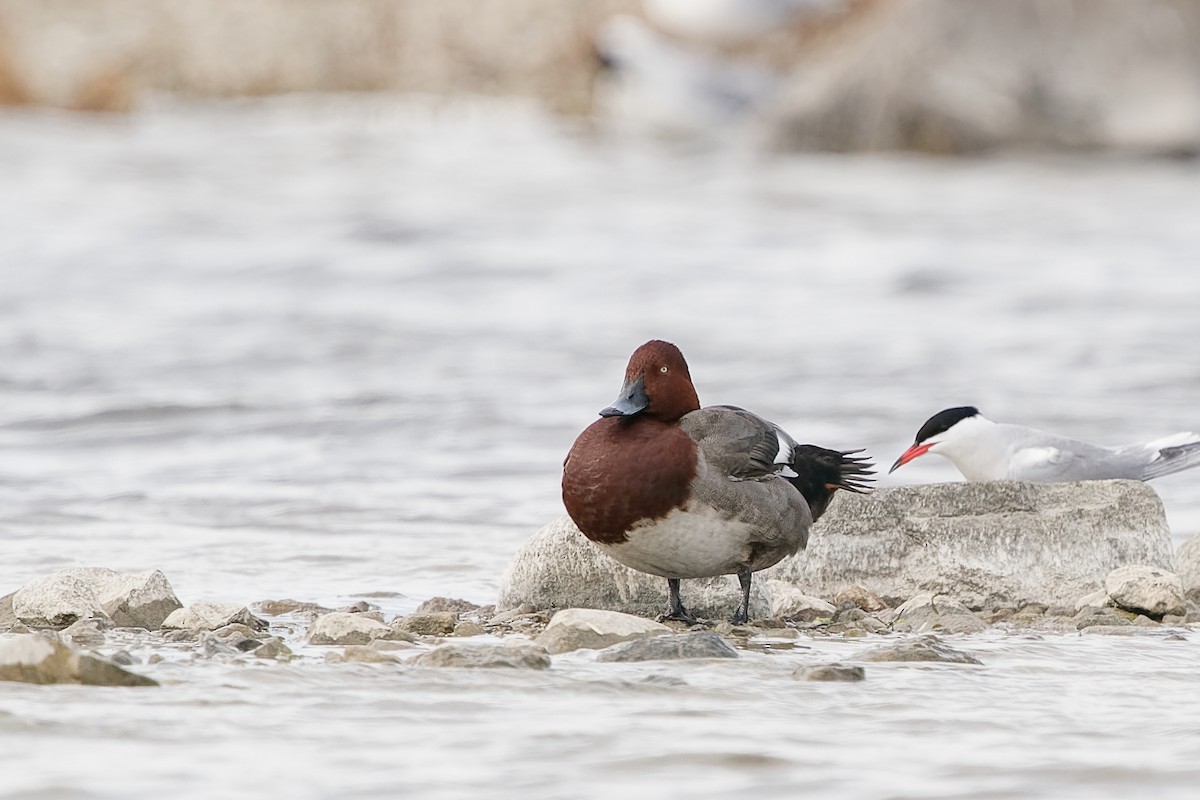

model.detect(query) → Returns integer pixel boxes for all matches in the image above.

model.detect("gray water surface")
[2,97,1199,799]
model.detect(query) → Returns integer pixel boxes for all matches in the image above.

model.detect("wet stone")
[339,600,374,614]
[394,612,460,636]
[212,623,268,641]
[858,636,983,665]
[162,603,268,633]
[109,649,135,665]
[0,634,157,687]
[595,632,739,663]
[411,641,551,670]
[61,617,110,648]
[1082,625,1154,636]
[538,608,672,655]
[253,638,293,661]
[198,632,242,658]
[892,593,988,634]
[767,582,836,623]
[794,663,866,682]
[452,621,487,637]
[984,607,1016,624]
[308,612,395,645]
[327,645,400,664]
[368,639,418,652]
[1075,608,1132,630]
[834,586,889,613]
[1105,565,1186,618]
[254,599,334,617]
[415,597,482,615]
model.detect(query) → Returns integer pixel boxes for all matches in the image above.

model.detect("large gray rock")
[537,608,672,654]
[501,481,1172,614]
[1175,534,1200,602]
[0,634,157,687]
[770,480,1173,609]
[497,515,771,619]
[1104,565,1185,618]
[11,568,182,630]
[12,572,109,628]
[93,569,182,629]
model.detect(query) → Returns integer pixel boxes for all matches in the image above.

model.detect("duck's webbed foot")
[659,577,700,625]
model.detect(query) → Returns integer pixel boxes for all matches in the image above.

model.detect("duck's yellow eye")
[659,366,669,374]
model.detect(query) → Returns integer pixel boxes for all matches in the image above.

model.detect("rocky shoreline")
[3,480,1198,685]
[2,556,1198,686]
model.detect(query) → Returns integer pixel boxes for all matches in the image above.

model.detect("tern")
[890,406,1200,482]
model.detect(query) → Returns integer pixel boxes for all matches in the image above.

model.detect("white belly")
[598,502,801,579]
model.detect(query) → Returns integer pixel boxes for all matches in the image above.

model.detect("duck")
[890,406,1200,483]
[561,339,873,624]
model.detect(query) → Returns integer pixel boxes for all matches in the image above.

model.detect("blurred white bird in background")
[591,0,849,142]
[643,0,846,45]
[592,14,778,141]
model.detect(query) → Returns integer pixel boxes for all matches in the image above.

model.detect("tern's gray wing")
[1005,429,1149,482]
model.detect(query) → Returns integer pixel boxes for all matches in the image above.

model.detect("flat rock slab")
[410,642,551,670]
[537,608,672,654]
[858,637,983,665]
[500,481,1171,615]
[595,632,739,663]
[0,634,157,687]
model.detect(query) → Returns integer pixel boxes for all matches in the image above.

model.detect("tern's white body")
[921,414,1200,483]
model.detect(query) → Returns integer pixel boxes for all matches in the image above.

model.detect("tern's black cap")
[913,406,980,444]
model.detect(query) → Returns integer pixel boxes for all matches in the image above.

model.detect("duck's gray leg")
[732,567,752,625]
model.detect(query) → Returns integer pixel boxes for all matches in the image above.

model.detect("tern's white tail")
[1142,433,1200,480]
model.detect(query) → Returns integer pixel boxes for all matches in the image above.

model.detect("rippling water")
[2,97,1200,799]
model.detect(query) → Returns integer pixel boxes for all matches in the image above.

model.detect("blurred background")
[2,0,1200,608]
